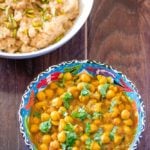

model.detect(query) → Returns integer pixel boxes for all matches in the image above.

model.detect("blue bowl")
[19,60,145,150]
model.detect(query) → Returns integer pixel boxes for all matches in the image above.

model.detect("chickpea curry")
[29,72,138,150]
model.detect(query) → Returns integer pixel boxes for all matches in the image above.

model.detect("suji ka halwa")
[29,72,138,150]
[0,0,79,53]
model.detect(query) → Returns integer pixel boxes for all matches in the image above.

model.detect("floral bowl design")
[19,60,145,150]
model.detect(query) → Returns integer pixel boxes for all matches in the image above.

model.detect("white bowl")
[0,0,94,59]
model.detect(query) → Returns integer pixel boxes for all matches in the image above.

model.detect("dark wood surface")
[0,0,149,150]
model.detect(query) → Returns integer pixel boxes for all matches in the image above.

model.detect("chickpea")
[58,73,63,79]
[68,86,79,98]
[52,97,62,108]
[39,144,48,150]
[64,72,73,80]
[37,91,46,101]
[72,147,79,150]
[47,106,56,113]
[90,124,98,133]
[97,75,107,84]
[58,107,67,114]
[80,134,88,142]
[124,119,133,126]
[69,105,75,111]
[106,90,115,99]
[42,135,51,144]
[87,99,97,109]
[45,89,54,99]
[50,111,60,121]
[33,117,40,124]
[92,91,101,100]
[58,131,66,143]
[113,118,121,125]
[121,95,127,102]
[91,141,100,150]
[93,119,101,125]
[91,80,99,86]
[30,124,39,133]
[64,116,73,123]
[118,104,125,111]
[52,121,59,126]
[103,112,111,121]
[123,126,132,135]
[74,125,83,133]
[79,95,89,103]
[75,140,80,146]
[59,119,66,131]
[112,86,118,93]
[89,84,96,92]
[57,88,65,96]
[125,104,132,111]
[35,101,47,109]
[103,124,113,132]
[114,135,122,144]
[65,81,74,87]
[77,82,85,90]
[109,85,118,93]
[51,133,58,140]
[101,133,110,144]
[50,82,58,89]
[80,73,91,82]
[111,108,120,118]
[117,127,123,134]
[92,103,102,112]
[125,136,130,142]
[49,140,60,149]
[107,77,113,83]
[41,113,50,122]
[121,109,130,120]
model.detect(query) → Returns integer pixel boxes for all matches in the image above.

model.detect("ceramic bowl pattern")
[19,60,145,150]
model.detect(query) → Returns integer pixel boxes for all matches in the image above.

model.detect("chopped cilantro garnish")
[66,132,77,146]
[81,87,90,96]
[98,83,110,98]
[92,112,103,119]
[57,78,65,87]
[109,126,118,141]
[72,107,88,121]
[85,122,91,134]
[63,92,73,109]
[62,123,77,149]
[39,120,51,133]
[62,127,77,149]
[94,128,103,142]
[87,114,92,119]
[33,112,41,118]
[85,138,92,150]
[64,123,74,132]
[62,111,68,117]
[109,100,117,113]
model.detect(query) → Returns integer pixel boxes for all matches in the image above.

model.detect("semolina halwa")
[0,0,79,53]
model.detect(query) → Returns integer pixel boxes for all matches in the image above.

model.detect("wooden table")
[0,0,149,150]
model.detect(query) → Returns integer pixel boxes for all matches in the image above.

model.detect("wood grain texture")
[88,0,150,149]
[0,0,149,150]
